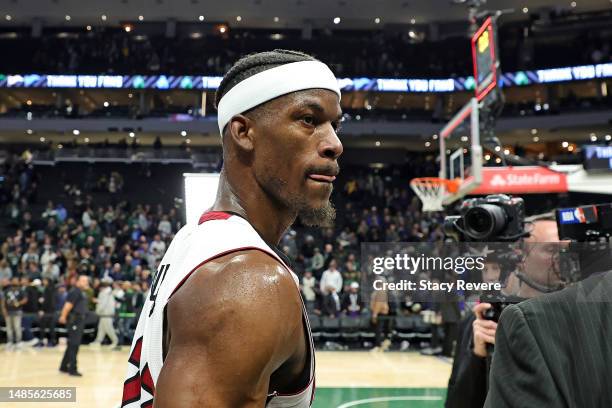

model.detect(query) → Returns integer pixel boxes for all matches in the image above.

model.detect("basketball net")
[410,177,459,212]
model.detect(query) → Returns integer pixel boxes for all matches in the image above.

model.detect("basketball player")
[121,50,343,407]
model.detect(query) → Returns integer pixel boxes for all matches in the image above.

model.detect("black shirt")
[66,287,87,317]
[4,286,25,313]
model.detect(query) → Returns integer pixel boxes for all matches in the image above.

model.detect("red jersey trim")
[198,211,232,225]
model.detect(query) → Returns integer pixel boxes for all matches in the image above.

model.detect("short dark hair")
[214,49,317,109]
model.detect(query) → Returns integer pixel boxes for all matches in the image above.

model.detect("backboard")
[439,97,483,204]
[471,16,500,101]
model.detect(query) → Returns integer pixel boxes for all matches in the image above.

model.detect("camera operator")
[484,210,612,407]
[446,213,559,408]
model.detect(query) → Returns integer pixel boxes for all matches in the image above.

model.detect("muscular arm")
[154,250,304,408]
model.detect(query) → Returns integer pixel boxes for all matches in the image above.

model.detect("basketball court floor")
[1,345,451,407]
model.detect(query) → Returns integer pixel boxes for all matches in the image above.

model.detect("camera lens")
[464,204,508,240]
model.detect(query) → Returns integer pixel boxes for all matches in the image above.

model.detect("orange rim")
[410,177,459,194]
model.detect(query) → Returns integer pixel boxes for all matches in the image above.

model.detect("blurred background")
[0,1,611,407]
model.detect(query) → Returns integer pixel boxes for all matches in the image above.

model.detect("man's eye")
[301,116,315,125]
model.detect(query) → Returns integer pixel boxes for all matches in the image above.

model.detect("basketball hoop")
[410,177,459,212]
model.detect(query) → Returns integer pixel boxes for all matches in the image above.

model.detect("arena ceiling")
[0,0,609,29]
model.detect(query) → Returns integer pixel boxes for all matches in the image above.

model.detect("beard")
[297,200,336,228]
[261,172,336,228]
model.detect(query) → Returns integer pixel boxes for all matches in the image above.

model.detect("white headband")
[217,60,341,135]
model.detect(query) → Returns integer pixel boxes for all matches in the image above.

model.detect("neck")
[211,170,296,246]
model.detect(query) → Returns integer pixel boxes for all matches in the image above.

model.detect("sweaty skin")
[154,88,343,407]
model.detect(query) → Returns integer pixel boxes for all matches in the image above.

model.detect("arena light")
[184,173,220,224]
[485,154,491,160]
[531,128,538,135]
[522,7,529,13]
[333,17,341,24]
[186,138,191,144]
[103,101,109,107]
[273,16,279,22]
[561,141,569,148]
[590,135,598,142]
[570,1,577,7]
[568,145,575,152]
[138,15,144,21]
[124,25,132,33]
[495,157,502,164]
[26,99,32,105]
[181,130,187,137]
[374,17,381,24]
[198,15,204,21]
[5,15,11,21]
[101,14,107,21]
[65,15,71,21]
[425,141,431,147]
[410,18,416,24]
[236,16,242,22]
[219,25,227,34]
[606,134,612,141]
[432,134,438,140]
[494,146,501,152]
[57,144,63,149]
[86,25,92,31]
[40,137,45,142]
[73,129,80,136]
[533,136,540,142]
[129,132,135,138]
[26,129,33,135]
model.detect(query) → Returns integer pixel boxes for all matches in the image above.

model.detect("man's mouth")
[308,174,336,183]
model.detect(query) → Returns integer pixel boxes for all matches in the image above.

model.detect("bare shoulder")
[167,249,302,344]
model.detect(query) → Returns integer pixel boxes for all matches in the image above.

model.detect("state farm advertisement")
[471,166,568,194]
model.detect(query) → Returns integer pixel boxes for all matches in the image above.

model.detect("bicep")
[155,336,272,408]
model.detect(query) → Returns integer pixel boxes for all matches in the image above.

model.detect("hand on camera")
[472,302,498,358]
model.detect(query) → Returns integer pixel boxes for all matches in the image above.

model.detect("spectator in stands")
[321,286,342,318]
[26,261,41,280]
[37,278,58,347]
[158,215,172,239]
[0,259,12,281]
[370,276,391,351]
[4,277,26,350]
[22,277,41,343]
[301,271,317,312]
[117,281,136,345]
[21,243,39,269]
[42,261,60,282]
[341,282,363,317]
[131,282,145,319]
[149,233,166,263]
[91,278,119,349]
[320,259,343,294]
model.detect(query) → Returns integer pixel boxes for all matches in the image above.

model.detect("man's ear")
[227,114,255,151]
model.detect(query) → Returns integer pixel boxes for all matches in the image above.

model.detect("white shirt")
[302,276,316,302]
[320,268,343,293]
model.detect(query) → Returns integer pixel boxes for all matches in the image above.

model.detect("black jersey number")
[149,263,170,317]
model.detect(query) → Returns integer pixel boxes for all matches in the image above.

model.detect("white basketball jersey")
[121,211,315,408]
